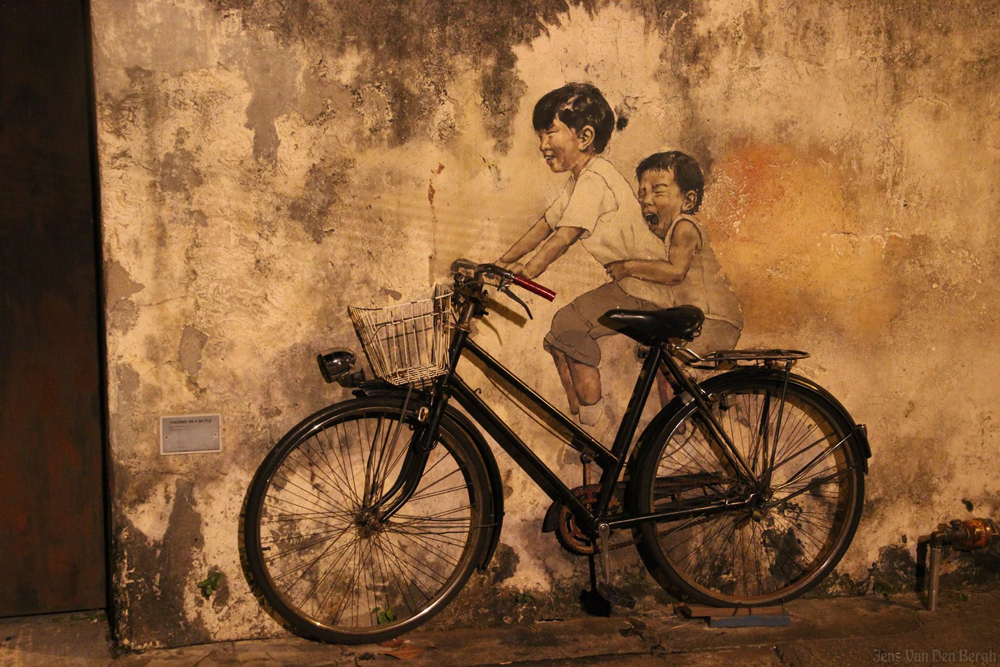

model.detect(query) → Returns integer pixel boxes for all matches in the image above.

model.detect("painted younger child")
[605,151,743,401]
[497,83,669,428]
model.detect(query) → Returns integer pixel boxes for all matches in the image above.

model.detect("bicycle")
[243,261,871,644]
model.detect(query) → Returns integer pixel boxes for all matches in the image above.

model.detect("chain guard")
[555,484,620,556]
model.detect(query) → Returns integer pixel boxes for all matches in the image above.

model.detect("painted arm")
[498,218,552,270]
[523,226,585,279]
[606,220,699,285]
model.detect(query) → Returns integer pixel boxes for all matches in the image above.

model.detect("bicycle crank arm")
[597,523,612,583]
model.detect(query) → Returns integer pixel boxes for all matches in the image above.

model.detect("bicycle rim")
[245,399,489,643]
[635,378,864,605]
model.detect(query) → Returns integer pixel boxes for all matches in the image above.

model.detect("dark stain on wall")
[105,260,145,334]
[101,66,158,140]
[110,363,142,451]
[114,478,211,647]
[156,133,203,196]
[204,0,670,148]
[812,539,1000,600]
[941,542,1000,589]
[288,159,355,243]
[630,0,714,170]
[240,44,299,163]
[429,544,662,630]
[178,325,209,384]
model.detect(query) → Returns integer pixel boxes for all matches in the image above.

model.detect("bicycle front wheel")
[628,374,865,606]
[244,397,493,644]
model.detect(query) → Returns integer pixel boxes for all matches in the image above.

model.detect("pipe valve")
[926,517,998,611]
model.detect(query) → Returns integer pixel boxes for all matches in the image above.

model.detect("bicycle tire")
[627,373,865,606]
[244,396,494,644]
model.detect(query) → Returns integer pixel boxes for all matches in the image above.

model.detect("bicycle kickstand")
[578,457,635,614]
[593,523,637,610]
[581,550,613,616]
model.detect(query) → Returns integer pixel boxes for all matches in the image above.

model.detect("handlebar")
[451,259,557,301]
[511,274,556,301]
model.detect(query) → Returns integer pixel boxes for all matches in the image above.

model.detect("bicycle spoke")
[322,423,364,507]
[305,536,362,617]
[371,532,418,616]
[407,482,469,502]
[266,521,355,567]
[380,534,433,603]
[393,530,461,568]
[390,529,467,549]
[273,470,356,517]
[248,404,486,640]
[264,494,355,525]
[260,509,350,524]
[641,380,862,605]
[770,467,855,506]
[304,432,363,508]
[280,529,358,600]
[771,434,850,491]
[374,420,419,500]
[329,537,368,624]
[383,534,438,594]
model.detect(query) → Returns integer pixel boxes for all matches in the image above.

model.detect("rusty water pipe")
[926,518,997,611]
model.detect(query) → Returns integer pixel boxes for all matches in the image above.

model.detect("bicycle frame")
[456,339,761,534]
[374,288,760,539]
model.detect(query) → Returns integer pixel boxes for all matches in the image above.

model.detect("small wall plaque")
[160,413,222,455]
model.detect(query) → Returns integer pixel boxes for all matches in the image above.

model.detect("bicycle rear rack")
[676,348,810,370]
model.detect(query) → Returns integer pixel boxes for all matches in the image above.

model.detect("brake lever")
[501,286,532,320]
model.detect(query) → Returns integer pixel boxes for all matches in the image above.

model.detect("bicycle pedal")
[595,582,636,609]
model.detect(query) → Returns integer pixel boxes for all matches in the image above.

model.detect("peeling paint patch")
[108,298,140,334]
[105,259,145,303]
[114,363,141,407]
[113,479,210,648]
[128,480,176,543]
[105,259,145,334]
[178,325,209,380]
[156,147,203,195]
[287,160,354,243]
[203,0,601,148]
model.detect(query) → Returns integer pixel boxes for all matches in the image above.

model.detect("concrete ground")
[2,592,999,666]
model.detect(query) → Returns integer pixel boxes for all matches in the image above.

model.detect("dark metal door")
[0,0,107,616]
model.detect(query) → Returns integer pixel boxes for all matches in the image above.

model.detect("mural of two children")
[497,83,744,434]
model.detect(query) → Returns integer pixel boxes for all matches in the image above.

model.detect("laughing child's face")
[537,117,592,175]
[638,168,697,239]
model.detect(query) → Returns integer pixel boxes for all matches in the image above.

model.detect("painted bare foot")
[578,400,617,446]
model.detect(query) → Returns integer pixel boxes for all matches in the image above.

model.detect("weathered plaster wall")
[91,0,1000,649]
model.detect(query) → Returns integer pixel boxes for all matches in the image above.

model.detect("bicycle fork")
[370,389,446,522]
[373,318,474,521]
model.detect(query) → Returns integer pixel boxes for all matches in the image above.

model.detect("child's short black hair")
[532,83,615,153]
[635,151,705,213]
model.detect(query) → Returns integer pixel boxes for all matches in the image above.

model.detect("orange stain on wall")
[705,142,902,343]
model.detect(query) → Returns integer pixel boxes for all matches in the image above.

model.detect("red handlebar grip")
[512,274,556,301]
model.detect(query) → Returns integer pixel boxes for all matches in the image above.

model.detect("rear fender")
[627,368,871,478]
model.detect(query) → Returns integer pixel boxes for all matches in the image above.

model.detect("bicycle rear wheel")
[244,397,493,644]
[628,374,865,606]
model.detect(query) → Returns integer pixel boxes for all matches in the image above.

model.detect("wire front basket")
[348,285,455,385]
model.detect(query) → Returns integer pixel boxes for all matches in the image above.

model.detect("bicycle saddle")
[600,305,705,344]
